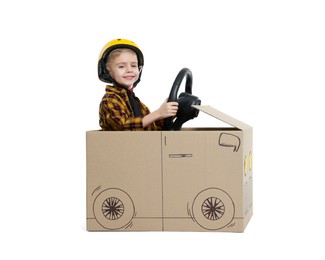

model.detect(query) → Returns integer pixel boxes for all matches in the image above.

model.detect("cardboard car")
[86,105,253,232]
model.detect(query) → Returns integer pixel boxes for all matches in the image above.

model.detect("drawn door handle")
[169,154,193,158]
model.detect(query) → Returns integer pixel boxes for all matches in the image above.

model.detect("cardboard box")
[86,105,253,232]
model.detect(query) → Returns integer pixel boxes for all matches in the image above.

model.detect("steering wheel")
[163,68,201,130]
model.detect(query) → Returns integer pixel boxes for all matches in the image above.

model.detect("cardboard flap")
[192,105,251,130]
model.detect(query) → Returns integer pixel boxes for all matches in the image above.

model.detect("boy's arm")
[143,100,178,128]
[142,110,162,128]
[100,95,178,130]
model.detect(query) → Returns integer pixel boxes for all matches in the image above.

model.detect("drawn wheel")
[192,188,235,230]
[93,188,134,230]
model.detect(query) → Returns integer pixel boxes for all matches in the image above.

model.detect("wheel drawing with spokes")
[93,188,134,230]
[102,197,124,220]
[201,197,225,220]
[192,188,234,230]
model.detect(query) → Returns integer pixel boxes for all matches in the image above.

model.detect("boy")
[98,38,178,130]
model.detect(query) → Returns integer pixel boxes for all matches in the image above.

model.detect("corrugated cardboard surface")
[86,107,253,232]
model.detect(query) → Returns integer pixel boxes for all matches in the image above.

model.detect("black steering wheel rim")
[167,68,193,102]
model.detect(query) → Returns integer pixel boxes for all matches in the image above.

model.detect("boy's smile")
[123,75,135,81]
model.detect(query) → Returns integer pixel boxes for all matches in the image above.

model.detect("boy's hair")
[105,48,137,69]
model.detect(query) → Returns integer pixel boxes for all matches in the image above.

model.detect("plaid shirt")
[99,85,164,131]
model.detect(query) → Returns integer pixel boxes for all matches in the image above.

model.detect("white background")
[1,0,325,259]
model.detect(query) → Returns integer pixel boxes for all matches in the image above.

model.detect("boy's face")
[107,51,140,89]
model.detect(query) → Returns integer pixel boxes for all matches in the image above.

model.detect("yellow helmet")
[98,38,144,86]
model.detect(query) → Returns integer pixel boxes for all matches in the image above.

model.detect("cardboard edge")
[192,105,252,130]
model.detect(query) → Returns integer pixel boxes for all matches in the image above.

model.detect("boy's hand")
[142,100,178,128]
[158,100,178,119]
